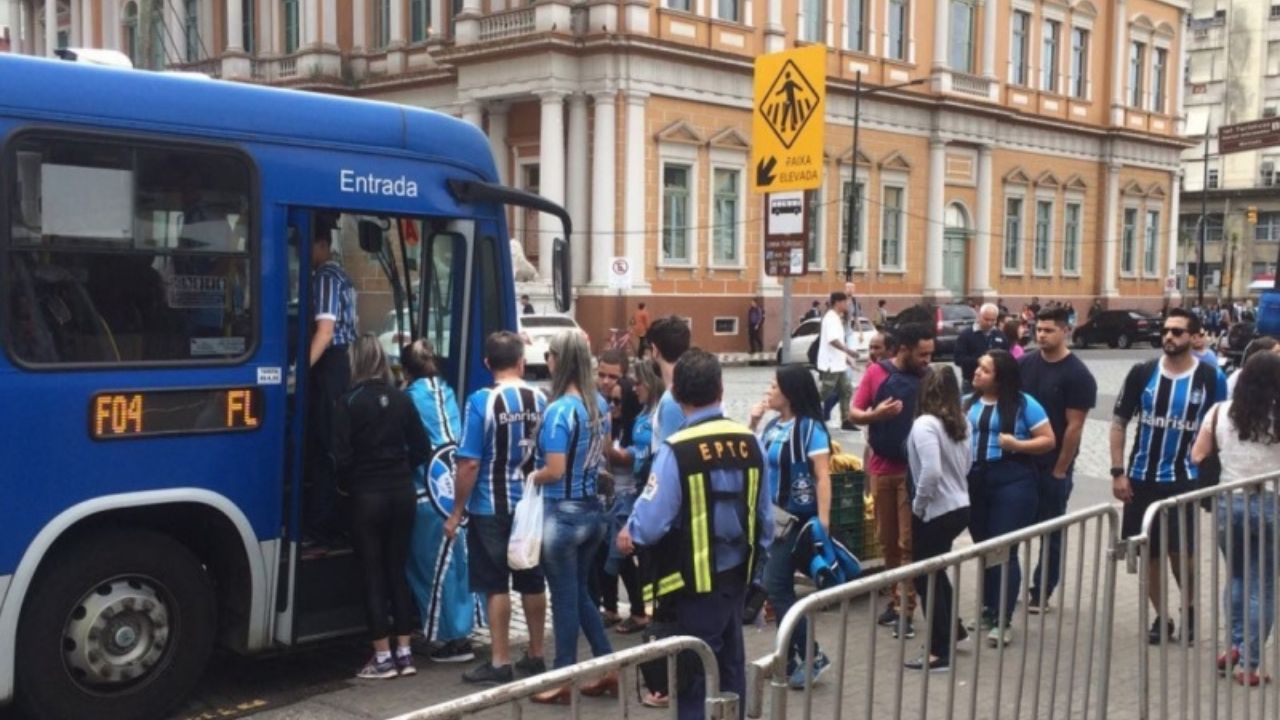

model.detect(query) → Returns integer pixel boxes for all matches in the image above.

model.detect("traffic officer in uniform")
[618,349,772,720]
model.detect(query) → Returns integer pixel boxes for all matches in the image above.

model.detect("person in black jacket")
[334,333,432,680]
[953,303,1008,393]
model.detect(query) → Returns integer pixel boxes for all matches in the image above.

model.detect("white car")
[776,316,876,366]
[519,314,588,378]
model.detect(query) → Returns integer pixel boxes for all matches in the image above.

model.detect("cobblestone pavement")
[164,349,1273,720]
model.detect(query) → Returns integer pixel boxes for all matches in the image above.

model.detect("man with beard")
[1110,308,1227,645]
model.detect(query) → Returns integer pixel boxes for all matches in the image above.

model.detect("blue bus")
[0,54,571,720]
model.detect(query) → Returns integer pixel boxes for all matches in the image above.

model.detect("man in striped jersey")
[1110,308,1227,645]
[447,331,549,685]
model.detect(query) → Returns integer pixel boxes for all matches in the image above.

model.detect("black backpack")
[867,360,924,462]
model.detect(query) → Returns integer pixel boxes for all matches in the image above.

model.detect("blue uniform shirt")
[406,377,462,449]
[630,409,655,476]
[650,389,686,453]
[537,394,611,500]
[761,415,830,517]
[629,405,774,574]
[457,380,547,516]
[312,260,357,348]
[966,392,1050,463]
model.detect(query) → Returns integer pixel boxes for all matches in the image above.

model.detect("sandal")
[601,611,623,627]
[641,689,669,708]
[614,616,650,634]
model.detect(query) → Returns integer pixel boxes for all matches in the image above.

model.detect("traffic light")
[1248,206,1259,224]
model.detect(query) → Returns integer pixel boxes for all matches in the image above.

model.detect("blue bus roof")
[0,54,497,180]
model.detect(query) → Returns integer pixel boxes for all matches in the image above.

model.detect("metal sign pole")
[781,276,794,364]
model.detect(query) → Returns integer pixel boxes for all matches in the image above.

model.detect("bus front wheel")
[16,528,216,720]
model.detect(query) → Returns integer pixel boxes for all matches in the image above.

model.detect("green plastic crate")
[828,471,882,562]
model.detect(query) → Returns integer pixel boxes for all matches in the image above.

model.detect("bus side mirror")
[357,220,385,254]
[552,237,571,313]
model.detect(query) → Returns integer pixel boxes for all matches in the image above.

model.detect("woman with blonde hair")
[530,331,616,703]
[334,334,431,678]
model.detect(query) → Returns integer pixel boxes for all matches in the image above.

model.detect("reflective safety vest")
[641,416,764,602]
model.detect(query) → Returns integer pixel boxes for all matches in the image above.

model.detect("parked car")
[887,303,978,358]
[776,316,876,366]
[1071,310,1161,349]
[519,314,588,378]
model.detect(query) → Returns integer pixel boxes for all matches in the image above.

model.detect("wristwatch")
[1109,466,1125,479]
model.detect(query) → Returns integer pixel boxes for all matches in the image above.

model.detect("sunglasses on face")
[1162,327,1188,337]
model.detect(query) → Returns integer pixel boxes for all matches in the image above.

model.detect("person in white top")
[1192,351,1280,686]
[817,291,859,430]
[904,368,972,672]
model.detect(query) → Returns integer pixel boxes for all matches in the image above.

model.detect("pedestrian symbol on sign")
[760,59,820,150]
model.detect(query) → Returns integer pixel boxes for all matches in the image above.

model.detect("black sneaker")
[877,607,900,627]
[430,639,476,664]
[892,621,916,639]
[1148,617,1176,646]
[955,624,970,645]
[514,652,547,677]
[905,655,951,672]
[462,662,513,685]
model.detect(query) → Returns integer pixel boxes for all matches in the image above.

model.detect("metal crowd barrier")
[385,636,735,720]
[747,504,1122,720]
[1124,474,1280,720]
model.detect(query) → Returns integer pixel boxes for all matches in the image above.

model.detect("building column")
[1173,9,1188,136]
[455,0,482,43]
[1166,170,1182,301]
[1110,0,1127,125]
[537,90,568,280]
[932,0,948,69]
[764,0,783,52]
[70,0,81,46]
[590,91,617,287]
[429,0,443,37]
[80,0,93,47]
[44,0,56,55]
[322,0,337,45]
[924,137,948,297]
[487,102,509,185]
[1102,160,1121,297]
[623,90,648,287]
[461,100,483,127]
[974,144,995,298]
[566,93,590,288]
[305,0,321,46]
[981,0,996,79]
[226,0,244,50]
[271,0,283,53]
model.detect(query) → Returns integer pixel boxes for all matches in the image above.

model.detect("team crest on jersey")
[425,443,466,524]
[1190,387,1206,405]
[640,474,659,500]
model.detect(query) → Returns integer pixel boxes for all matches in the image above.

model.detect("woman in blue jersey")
[965,350,1054,648]
[603,364,662,634]
[529,331,616,703]
[749,363,833,688]
[402,340,484,664]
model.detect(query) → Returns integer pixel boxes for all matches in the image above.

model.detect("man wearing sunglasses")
[1111,308,1227,645]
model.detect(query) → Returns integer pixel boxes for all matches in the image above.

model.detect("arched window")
[945,203,970,232]
[122,1,138,63]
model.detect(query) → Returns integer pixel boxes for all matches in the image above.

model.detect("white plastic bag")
[507,478,544,570]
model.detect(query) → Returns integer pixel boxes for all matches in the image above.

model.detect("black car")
[1071,310,1161,349]
[889,303,978,358]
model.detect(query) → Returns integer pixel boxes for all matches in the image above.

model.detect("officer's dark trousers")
[672,568,747,720]
[305,346,350,540]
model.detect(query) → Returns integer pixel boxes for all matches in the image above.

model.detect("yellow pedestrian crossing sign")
[752,46,825,193]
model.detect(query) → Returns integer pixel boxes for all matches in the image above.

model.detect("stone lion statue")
[511,239,539,282]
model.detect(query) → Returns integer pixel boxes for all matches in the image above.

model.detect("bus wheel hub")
[64,579,170,686]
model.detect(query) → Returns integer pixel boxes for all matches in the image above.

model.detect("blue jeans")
[604,490,638,575]
[542,498,613,669]
[671,574,747,720]
[968,461,1040,623]
[764,516,818,667]
[1217,493,1277,670]
[1030,468,1074,601]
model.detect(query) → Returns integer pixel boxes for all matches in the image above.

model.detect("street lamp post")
[843,72,926,281]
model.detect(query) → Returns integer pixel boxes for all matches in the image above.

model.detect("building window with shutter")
[1122,208,1137,275]
[1070,27,1088,98]
[1034,200,1053,273]
[1129,41,1145,107]
[1144,209,1159,275]
[1011,10,1030,85]
[887,0,908,60]
[662,165,692,263]
[880,186,904,270]
[1063,202,1081,273]
[1004,197,1023,272]
[1042,19,1060,92]
[711,168,741,265]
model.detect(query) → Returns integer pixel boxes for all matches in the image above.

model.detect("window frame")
[1129,40,1145,108]
[800,0,825,43]
[1011,8,1031,86]
[2,128,262,370]
[1062,199,1082,276]
[1151,46,1168,114]
[709,163,745,268]
[1033,196,1054,276]
[948,0,975,74]
[713,317,740,335]
[1143,207,1160,277]
[879,181,907,273]
[184,0,200,61]
[1121,205,1139,277]
[886,0,909,61]
[846,0,865,52]
[659,151,697,267]
[1041,18,1061,93]
[1069,25,1089,99]
[283,0,300,53]
[1002,193,1025,274]
[411,0,430,42]
[839,166,870,271]
[716,0,741,23]
[1256,213,1280,243]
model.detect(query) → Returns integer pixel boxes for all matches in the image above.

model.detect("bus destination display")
[91,388,263,440]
